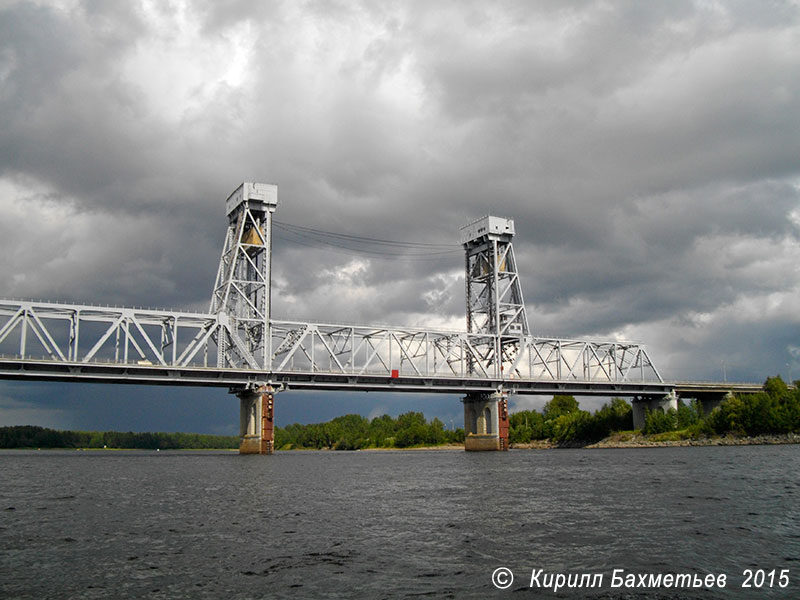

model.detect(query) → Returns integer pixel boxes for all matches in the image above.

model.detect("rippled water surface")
[1,446,799,599]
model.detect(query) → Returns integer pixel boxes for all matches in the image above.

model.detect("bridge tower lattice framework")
[210,182,278,453]
[460,216,528,451]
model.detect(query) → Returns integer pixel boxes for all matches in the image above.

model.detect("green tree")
[509,409,546,442]
[426,418,446,445]
[550,410,593,443]
[397,411,426,430]
[764,375,789,399]
[543,395,579,419]
[676,399,701,429]
[595,398,633,431]
[643,407,677,434]
[395,423,427,447]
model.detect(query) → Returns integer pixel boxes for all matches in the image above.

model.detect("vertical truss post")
[210,183,278,370]
[461,216,529,375]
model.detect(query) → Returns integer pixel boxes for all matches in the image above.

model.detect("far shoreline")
[3,434,799,452]
[511,432,800,450]
[281,434,800,451]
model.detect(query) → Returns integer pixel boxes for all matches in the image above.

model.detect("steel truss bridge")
[1,182,671,398]
[2,181,763,452]
[0,299,669,396]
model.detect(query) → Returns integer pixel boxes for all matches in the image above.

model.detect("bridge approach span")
[673,381,765,397]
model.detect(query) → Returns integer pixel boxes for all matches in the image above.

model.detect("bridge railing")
[0,299,663,384]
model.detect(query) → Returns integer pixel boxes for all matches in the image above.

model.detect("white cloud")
[122,0,255,122]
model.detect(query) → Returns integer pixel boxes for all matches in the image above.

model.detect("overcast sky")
[1,0,799,434]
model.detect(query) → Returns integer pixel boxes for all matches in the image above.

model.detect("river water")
[1,445,798,599]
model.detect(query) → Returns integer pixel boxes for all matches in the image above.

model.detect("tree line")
[275,412,464,450]
[0,426,239,449]
[0,412,465,451]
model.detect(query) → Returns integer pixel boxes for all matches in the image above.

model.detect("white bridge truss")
[0,299,669,396]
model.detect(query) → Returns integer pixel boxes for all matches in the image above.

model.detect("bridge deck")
[673,381,765,398]
[0,356,673,396]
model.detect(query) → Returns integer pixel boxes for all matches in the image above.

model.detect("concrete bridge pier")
[237,385,275,454]
[695,391,734,416]
[632,391,678,431]
[462,392,509,451]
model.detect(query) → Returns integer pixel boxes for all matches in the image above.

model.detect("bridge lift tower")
[460,216,529,450]
[210,182,279,453]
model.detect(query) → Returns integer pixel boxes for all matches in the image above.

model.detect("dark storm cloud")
[1,0,800,430]
[0,2,160,206]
